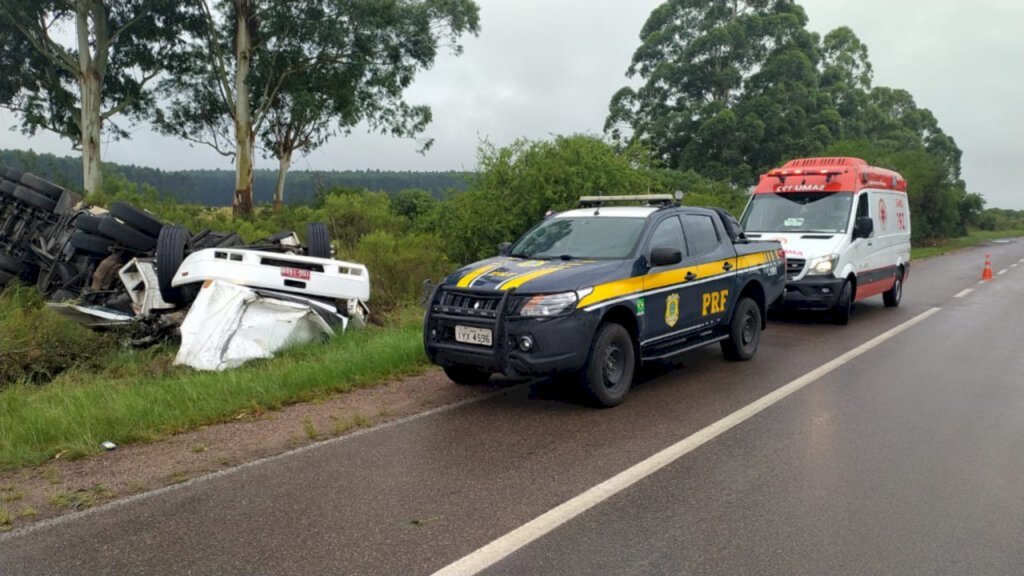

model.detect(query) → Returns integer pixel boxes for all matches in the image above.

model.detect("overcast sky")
[1,0,1021,209]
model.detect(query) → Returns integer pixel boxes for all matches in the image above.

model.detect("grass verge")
[0,321,428,470]
[911,229,1024,260]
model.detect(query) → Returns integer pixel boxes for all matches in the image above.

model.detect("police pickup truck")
[424,195,786,406]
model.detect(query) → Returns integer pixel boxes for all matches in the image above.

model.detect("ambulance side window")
[648,216,687,256]
[856,193,869,219]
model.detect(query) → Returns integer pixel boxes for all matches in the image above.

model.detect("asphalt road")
[2,241,1023,576]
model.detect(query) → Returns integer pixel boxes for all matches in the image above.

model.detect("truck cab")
[424,195,786,407]
[740,157,911,324]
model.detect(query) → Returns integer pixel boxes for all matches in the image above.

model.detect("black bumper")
[780,276,846,309]
[424,287,597,378]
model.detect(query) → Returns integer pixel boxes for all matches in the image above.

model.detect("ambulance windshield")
[510,216,646,259]
[741,192,853,234]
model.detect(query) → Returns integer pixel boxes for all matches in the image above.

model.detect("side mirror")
[497,242,512,256]
[853,217,874,240]
[648,246,683,268]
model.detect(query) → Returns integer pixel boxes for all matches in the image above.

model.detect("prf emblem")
[702,290,729,316]
[665,293,680,327]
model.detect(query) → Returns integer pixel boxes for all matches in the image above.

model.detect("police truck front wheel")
[579,322,635,408]
[444,365,492,386]
[721,297,761,361]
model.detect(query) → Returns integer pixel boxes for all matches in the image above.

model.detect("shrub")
[351,231,451,312]
[0,285,113,387]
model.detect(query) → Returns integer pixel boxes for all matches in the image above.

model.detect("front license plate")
[281,267,311,280]
[455,325,492,347]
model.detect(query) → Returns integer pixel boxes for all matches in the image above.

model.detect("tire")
[13,185,57,212]
[98,217,157,252]
[443,365,492,386]
[579,322,636,407]
[0,253,24,274]
[832,280,853,326]
[69,230,115,255]
[883,268,904,308]
[306,222,332,258]
[20,173,63,200]
[73,213,108,234]
[0,269,14,287]
[4,168,24,183]
[156,224,192,303]
[108,201,165,237]
[0,181,16,197]
[721,297,762,361]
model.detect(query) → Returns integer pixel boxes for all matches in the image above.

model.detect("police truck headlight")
[806,254,840,276]
[520,289,591,317]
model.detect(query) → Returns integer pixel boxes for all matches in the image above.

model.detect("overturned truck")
[0,166,371,369]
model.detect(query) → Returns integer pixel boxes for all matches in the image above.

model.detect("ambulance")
[740,157,910,324]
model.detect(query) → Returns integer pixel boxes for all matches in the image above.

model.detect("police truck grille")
[786,258,806,279]
[437,289,504,319]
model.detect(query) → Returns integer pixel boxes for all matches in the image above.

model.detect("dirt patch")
[0,368,508,531]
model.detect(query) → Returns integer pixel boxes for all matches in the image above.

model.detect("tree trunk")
[273,150,291,211]
[232,0,255,218]
[79,71,103,197]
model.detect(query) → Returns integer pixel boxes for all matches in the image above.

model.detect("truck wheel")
[99,217,157,252]
[443,365,492,386]
[721,297,761,361]
[0,269,14,287]
[579,322,635,407]
[883,268,904,308]
[109,202,165,237]
[832,280,853,325]
[69,230,115,255]
[20,173,63,200]
[157,225,192,304]
[0,254,24,274]
[306,222,332,258]
[13,185,57,212]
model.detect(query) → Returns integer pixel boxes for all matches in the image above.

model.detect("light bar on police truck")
[578,194,678,207]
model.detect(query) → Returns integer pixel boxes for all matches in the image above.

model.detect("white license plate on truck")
[455,325,492,347]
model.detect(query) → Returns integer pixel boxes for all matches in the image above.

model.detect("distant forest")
[0,149,472,206]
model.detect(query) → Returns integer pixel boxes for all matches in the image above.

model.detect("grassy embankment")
[0,295,428,469]
[911,229,1024,260]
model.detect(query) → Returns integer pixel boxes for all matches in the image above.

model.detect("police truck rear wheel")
[580,322,635,407]
[883,268,903,308]
[444,365,491,386]
[721,297,761,361]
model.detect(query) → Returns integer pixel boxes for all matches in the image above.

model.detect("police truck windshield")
[510,216,646,259]
[741,192,853,234]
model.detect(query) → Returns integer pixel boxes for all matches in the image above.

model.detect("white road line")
[978,280,986,285]
[998,269,1008,275]
[954,288,974,298]
[432,307,943,576]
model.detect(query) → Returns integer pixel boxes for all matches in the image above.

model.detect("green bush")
[351,231,451,312]
[0,285,114,387]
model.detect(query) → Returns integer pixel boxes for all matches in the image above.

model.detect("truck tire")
[69,230,115,255]
[20,173,63,200]
[109,201,165,237]
[13,185,57,212]
[443,365,492,386]
[306,222,332,258]
[98,217,157,252]
[73,213,108,235]
[883,268,904,308]
[832,280,853,325]
[0,253,24,274]
[0,181,16,197]
[4,168,24,182]
[0,269,14,287]
[721,296,761,361]
[579,322,635,407]
[156,225,192,303]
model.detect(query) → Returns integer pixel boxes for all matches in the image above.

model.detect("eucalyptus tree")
[158,0,479,217]
[0,0,200,196]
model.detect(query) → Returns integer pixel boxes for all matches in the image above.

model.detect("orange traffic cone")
[982,254,994,281]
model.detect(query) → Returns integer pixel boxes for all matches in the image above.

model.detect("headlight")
[806,254,840,276]
[519,288,592,317]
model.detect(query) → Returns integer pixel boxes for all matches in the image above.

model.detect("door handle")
[685,271,697,282]
[722,262,733,271]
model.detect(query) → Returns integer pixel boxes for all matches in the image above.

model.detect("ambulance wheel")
[579,322,635,408]
[832,280,853,325]
[721,297,761,361]
[883,268,904,308]
[444,365,491,386]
